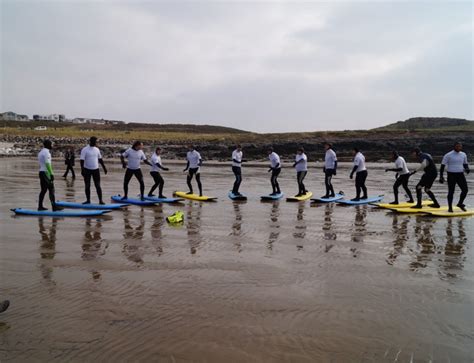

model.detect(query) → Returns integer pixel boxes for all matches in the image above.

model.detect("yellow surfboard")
[426,209,474,217]
[374,200,432,209]
[174,191,217,201]
[390,206,456,214]
[286,191,313,202]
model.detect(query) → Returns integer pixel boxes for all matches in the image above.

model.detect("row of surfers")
[38,137,470,213]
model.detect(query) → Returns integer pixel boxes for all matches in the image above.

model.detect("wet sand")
[0,158,473,362]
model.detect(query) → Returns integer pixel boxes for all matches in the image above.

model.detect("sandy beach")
[0,158,473,361]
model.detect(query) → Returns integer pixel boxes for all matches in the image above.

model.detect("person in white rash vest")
[120,141,152,200]
[147,146,170,198]
[183,145,203,196]
[385,151,414,205]
[322,142,337,198]
[267,147,281,195]
[349,147,368,201]
[292,146,308,197]
[231,144,243,195]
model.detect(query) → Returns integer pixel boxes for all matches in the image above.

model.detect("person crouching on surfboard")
[349,147,368,201]
[292,147,308,197]
[322,142,337,198]
[120,141,152,201]
[385,151,414,205]
[440,142,470,212]
[267,147,282,196]
[183,145,203,196]
[231,144,243,196]
[410,147,440,209]
[148,146,170,198]
[38,139,63,211]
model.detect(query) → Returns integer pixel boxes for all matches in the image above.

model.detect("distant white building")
[0,111,29,121]
[34,126,47,131]
[71,118,89,124]
[33,114,66,122]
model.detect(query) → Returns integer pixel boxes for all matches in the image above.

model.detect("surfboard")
[338,196,384,205]
[373,200,432,209]
[228,191,247,201]
[11,208,111,217]
[389,206,453,214]
[261,192,284,201]
[144,196,184,203]
[111,195,157,206]
[425,209,474,217]
[287,191,313,202]
[311,193,344,203]
[55,201,128,210]
[174,191,217,201]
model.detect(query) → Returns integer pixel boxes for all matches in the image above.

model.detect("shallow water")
[0,158,473,362]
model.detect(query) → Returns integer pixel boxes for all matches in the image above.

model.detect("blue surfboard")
[55,201,128,210]
[261,192,284,201]
[311,193,344,203]
[11,208,111,217]
[143,196,184,203]
[111,195,157,206]
[338,195,384,205]
[228,191,247,201]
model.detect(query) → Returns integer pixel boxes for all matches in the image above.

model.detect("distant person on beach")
[80,137,108,205]
[385,151,414,205]
[183,145,203,196]
[440,142,470,212]
[231,144,243,196]
[322,143,337,198]
[0,300,9,313]
[62,147,75,179]
[38,139,63,211]
[121,141,151,200]
[267,147,282,195]
[148,146,169,198]
[292,146,308,197]
[349,147,368,201]
[410,148,440,209]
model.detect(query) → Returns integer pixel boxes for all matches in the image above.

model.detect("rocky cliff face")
[1,130,472,162]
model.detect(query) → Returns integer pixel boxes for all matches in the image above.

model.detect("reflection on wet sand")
[441,218,467,279]
[267,201,280,251]
[150,205,164,256]
[386,213,410,265]
[122,208,146,264]
[186,201,202,255]
[230,202,243,252]
[323,203,336,252]
[38,217,58,283]
[293,203,306,250]
[82,218,107,280]
[64,177,75,199]
[350,206,367,257]
[410,216,436,271]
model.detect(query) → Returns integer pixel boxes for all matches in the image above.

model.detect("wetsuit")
[414,152,439,207]
[294,153,308,195]
[269,151,281,194]
[80,145,105,203]
[38,148,57,210]
[232,149,243,194]
[122,148,147,198]
[389,156,413,204]
[148,153,168,197]
[351,152,368,199]
[63,150,75,178]
[324,149,337,197]
[441,150,469,210]
[186,149,202,195]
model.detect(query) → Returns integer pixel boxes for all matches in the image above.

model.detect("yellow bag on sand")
[167,211,184,224]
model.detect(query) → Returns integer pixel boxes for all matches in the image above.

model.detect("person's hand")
[122,163,127,169]
[466,169,471,174]
[385,169,389,172]
[333,170,337,176]
[350,173,353,179]
[268,167,273,173]
[81,169,85,177]
[439,176,445,184]
[183,168,188,173]
[323,167,326,173]
[292,163,296,168]
[164,167,170,171]
[104,168,108,175]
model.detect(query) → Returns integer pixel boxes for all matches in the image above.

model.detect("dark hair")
[324,142,332,148]
[297,146,304,152]
[155,146,161,151]
[89,136,97,146]
[353,147,360,153]
[392,150,399,158]
[236,144,242,148]
[412,147,421,154]
[267,146,274,152]
[43,139,52,148]
[132,141,142,150]
[454,141,462,147]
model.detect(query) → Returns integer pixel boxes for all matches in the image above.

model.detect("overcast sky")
[1,1,472,132]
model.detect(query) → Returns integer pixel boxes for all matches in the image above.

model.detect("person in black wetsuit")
[62,147,75,179]
[80,137,108,205]
[231,144,243,195]
[37,139,63,211]
[410,148,440,209]
[322,143,337,198]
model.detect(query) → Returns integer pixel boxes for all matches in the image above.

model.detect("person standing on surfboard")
[121,141,152,201]
[410,148,440,209]
[385,151,414,205]
[183,145,203,196]
[267,147,282,195]
[80,136,108,205]
[37,139,63,211]
[440,142,470,212]
[292,146,308,197]
[349,148,368,201]
[231,144,243,196]
[148,146,169,198]
[322,143,337,198]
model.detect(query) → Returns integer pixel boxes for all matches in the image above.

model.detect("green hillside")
[374,117,474,131]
